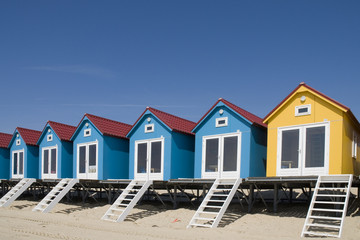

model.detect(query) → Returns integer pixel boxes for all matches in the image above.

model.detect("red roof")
[194,98,267,130]
[47,121,77,141]
[130,107,197,135]
[263,82,351,122]
[80,114,132,139]
[0,132,12,148]
[16,127,42,146]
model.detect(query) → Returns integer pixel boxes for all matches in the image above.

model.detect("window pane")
[205,138,219,172]
[43,150,49,174]
[19,152,24,175]
[89,144,97,173]
[223,136,238,171]
[51,149,57,174]
[13,153,18,175]
[151,141,162,173]
[137,143,147,173]
[281,129,299,169]
[305,126,325,168]
[79,146,86,173]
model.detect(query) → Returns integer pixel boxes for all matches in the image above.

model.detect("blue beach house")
[127,107,196,181]
[37,121,76,179]
[193,98,267,179]
[8,128,42,179]
[71,114,132,180]
[0,132,12,180]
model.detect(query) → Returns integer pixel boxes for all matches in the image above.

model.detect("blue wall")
[171,132,195,179]
[249,125,267,177]
[0,148,10,179]
[38,125,73,179]
[103,136,129,179]
[193,102,266,178]
[9,131,39,179]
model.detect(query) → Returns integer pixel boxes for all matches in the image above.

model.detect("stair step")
[309,216,342,221]
[194,217,215,221]
[318,187,347,190]
[314,201,345,205]
[303,231,339,238]
[199,211,219,215]
[306,223,340,229]
[312,208,344,213]
[316,194,346,197]
[205,199,226,203]
[190,223,212,228]
[204,206,222,209]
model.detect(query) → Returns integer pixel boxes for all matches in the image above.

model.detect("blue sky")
[0,1,359,133]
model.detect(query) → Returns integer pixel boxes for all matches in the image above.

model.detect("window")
[145,124,154,133]
[352,132,358,158]
[84,129,91,137]
[295,104,311,116]
[16,139,21,146]
[216,117,228,127]
[47,134,53,142]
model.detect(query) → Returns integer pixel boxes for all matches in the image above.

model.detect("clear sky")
[0,1,359,133]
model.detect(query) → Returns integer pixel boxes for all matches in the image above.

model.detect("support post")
[289,187,293,204]
[273,184,278,213]
[173,185,178,209]
[248,184,254,213]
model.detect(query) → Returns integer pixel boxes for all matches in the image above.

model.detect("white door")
[134,138,164,180]
[202,133,241,179]
[12,150,24,179]
[42,146,58,179]
[77,141,98,179]
[277,122,329,176]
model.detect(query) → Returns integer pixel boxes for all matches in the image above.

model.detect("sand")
[0,198,359,240]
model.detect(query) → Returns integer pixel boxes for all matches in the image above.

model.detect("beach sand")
[0,198,359,240]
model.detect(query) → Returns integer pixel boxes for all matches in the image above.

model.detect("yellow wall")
[265,86,344,176]
[342,113,360,175]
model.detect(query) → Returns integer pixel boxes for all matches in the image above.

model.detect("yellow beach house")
[263,83,360,177]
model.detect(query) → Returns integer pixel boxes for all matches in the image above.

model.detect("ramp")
[0,178,36,207]
[101,180,153,222]
[301,174,353,238]
[33,178,79,213]
[187,178,242,228]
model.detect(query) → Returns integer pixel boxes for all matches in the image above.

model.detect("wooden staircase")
[301,174,353,238]
[187,178,242,228]
[0,178,36,207]
[32,178,79,213]
[101,180,153,222]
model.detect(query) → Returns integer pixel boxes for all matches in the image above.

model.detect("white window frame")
[47,134,53,142]
[84,128,91,137]
[201,132,241,179]
[216,117,228,127]
[12,149,25,179]
[41,145,58,179]
[16,139,21,146]
[276,121,330,176]
[352,132,357,158]
[77,140,98,180]
[145,124,154,133]
[295,104,311,116]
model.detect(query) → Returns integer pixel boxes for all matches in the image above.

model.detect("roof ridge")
[17,127,42,133]
[148,107,196,124]
[0,132,13,137]
[48,120,77,129]
[85,113,132,127]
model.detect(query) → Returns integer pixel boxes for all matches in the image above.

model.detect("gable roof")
[263,83,359,128]
[0,132,13,148]
[128,107,197,136]
[14,127,42,146]
[193,98,267,132]
[38,121,77,144]
[73,113,132,139]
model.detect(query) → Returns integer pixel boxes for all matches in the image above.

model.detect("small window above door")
[216,117,228,127]
[145,124,154,133]
[84,129,91,137]
[295,104,311,116]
